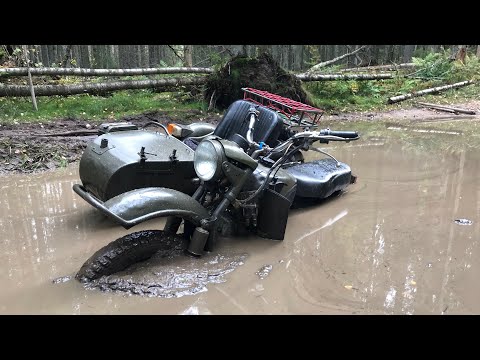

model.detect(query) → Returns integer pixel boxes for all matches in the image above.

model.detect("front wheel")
[76,230,183,282]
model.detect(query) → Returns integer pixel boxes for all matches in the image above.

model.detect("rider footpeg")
[186,227,210,257]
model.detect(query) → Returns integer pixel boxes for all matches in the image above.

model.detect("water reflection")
[285,140,480,314]
[0,169,87,292]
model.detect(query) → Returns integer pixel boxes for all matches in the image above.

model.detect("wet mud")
[83,236,248,298]
[1,120,479,314]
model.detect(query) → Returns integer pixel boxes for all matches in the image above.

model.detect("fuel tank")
[79,129,197,201]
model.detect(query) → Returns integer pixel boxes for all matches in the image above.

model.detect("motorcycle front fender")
[73,184,209,229]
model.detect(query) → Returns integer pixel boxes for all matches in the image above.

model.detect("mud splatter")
[52,275,73,284]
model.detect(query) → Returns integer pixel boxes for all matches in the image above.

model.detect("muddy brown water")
[1,129,479,314]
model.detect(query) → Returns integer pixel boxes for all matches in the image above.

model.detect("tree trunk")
[87,45,94,67]
[27,68,38,111]
[0,66,214,77]
[79,45,90,68]
[297,73,394,81]
[340,63,415,72]
[142,45,149,68]
[0,76,208,97]
[415,101,476,115]
[148,45,159,67]
[456,45,467,63]
[387,80,474,104]
[22,47,38,111]
[61,45,73,67]
[183,45,193,67]
[477,45,480,58]
[403,45,415,63]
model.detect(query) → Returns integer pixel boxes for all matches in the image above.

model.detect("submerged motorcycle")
[73,88,359,282]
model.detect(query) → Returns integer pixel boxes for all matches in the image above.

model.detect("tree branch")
[167,45,184,62]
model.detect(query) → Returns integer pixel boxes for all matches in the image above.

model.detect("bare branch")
[167,45,184,62]
[306,45,366,74]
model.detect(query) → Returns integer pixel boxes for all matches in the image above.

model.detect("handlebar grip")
[320,129,359,139]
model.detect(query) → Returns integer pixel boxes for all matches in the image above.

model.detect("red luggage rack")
[242,87,324,128]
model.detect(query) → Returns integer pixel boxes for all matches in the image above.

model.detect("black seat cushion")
[214,100,283,147]
[285,158,352,199]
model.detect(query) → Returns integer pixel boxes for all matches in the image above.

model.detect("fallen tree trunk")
[305,46,366,74]
[0,77,207,97]
[0,66,214,77]
[340,63,415,72]
[414,101,476,115]
[387,80,474,104]
[297,73,394,81]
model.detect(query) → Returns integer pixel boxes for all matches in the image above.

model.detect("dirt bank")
[1,101,479,174]
[322,100,480,122]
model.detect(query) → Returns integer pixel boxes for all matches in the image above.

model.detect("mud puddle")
[1,125,479,314]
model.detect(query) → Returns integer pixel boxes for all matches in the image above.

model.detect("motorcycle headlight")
[194,140,225,181]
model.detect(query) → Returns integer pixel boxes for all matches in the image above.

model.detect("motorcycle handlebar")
[319,129,359,139]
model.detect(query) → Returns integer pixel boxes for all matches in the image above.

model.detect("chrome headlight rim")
[193,139,225,181]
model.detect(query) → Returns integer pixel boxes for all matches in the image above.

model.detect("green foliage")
[398,78,422,93]
[411,51,452,80]
[450,54,480,82]
[411,49,480,82]
[305,80,387,111]
[209,53,231,72]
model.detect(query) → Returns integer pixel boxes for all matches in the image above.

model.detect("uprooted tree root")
[204,52,310,110]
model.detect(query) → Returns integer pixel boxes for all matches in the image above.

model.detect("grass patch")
[303,77,480,113]
[0,89,207,124]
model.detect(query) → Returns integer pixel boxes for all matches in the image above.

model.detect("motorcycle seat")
[284,158,352,199]
[214,100,284,147]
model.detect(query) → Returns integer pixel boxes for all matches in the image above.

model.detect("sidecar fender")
[73,184,209,229]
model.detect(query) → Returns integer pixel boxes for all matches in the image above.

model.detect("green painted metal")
[79,129,197,201]
[185,122,215,138]
[73,185,209,229]
[219,139,258,170]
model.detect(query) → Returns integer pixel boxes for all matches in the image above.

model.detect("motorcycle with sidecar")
[73,88,359,282]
